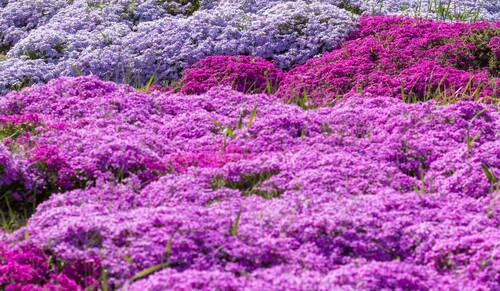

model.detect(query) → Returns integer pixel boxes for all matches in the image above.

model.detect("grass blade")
[231,208,242,237]
[144,71,156,93]
[461,75,473,98]
[223,128,235,139]
[481,163,498,184]
[400,80,406,103]
[123,255,133,264]
[0,208,8,230]
[236,102,247,129]
[72,65,82,77]
[264,70,272,94]
[131,262,169,281]
[473,8,480,23]
[5,196,15,226]
[101,267,109,291]
[471,130,482,145]
[165,231,175,259]
[210,118,224,132]
[246,105,257,129]
[471,108,488,122]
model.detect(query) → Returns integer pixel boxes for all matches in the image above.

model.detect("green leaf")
[471,108,488,123]
[131,262,169,281]
[436,72,448,96]
[100,32,110,45]
[210,118,224,132]
[0,210,8,230]
[466,130,481,152]
[265,72,272,95]
[165,231,175,259]
[481,163,497,184]
[47,255,54,269]
[231,208,242,237]
[471,130,482,145]
[246,105,257,129]
[473,8,481,22]
[462,75,473,97]
[123,255,132,264]
[101,268,109,291]
[301,89,309,110]
[144,71,156,93]
[72,65,82,77]
[236,102,247,129]
[223,128,235,139]
[5,195,15,224]
[400,81,406,103]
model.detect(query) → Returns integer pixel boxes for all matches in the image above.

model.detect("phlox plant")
[276,16,500,107]
[0,75,499,289]
[179,55,284,95]
[0,0,359,95]
[334,0,500,23]
[0,0,499,289]
[0,242,101,290]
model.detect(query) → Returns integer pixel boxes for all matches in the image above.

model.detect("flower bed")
[0,1,499,290]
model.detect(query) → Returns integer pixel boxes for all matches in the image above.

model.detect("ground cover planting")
[0,0,499,290]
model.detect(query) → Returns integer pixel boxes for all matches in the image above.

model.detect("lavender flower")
[0,75,498,289]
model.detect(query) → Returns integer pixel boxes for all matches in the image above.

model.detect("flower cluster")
[0,75,499,289]
[276,16,500,106]
[0,0,359,95]
[0,1,499,289]
[179,55,285,95]
[0,242,101,290]
[343,0,500,23]
[0,143,23,190]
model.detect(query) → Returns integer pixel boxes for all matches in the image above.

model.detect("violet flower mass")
[0,0,499,289]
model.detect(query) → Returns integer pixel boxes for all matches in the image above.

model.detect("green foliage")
[72,65,83,76]
[159,0,201,17]
[246,105,258,129]
[294,88,319,110]
[132,262,169,281]
[6,77,32,92]
[210,169,283,199]
[337,0,363,15]
[22,42,66,60]
[231,208,242,237]
[131,230,176,281]
[465,108,487,152]
[456,27,500,77]
[0,123,37,144]
[86,0,105,9]
[320,123,333,136]
[481,163,500,218]
[0,192,28,231]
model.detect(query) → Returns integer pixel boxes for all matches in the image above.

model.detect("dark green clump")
[454,27,500,77]
[210,169,283,199]
[159,0,201,17]
[338,0,363,15]
[21,42,66,60]
[6,77,32,92]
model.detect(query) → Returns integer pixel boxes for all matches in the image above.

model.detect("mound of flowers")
[0,0,358,94]
[0,74,498,289]
[179,55,285,95]
[276,16,500,106]
[0,242,101,290]
[1,0,499,95]
[0,0,499,289]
